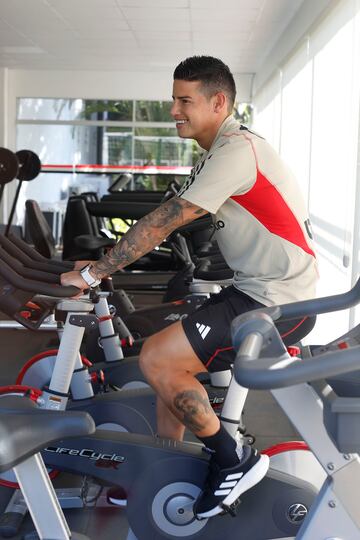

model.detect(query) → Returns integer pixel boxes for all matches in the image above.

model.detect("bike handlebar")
[232,311,360,390]
[0,257,81,298]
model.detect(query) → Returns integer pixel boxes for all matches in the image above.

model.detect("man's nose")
[171,101,179,118]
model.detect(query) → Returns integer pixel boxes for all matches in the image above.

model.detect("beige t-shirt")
[178,116,318,306]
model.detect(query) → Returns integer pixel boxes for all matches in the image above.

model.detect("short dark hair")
[173,56,236,109]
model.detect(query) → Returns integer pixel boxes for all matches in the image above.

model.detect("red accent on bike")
[90,371,104,385]
[81,357,92,367]
[16,350,92,384]
[171,300,186,305]
[0,385,42,397]
[287,346,301,357]
[25,301,41,310]
[262,441,310,457]
[338,341,348,350]
[98,315,113,322]
[19,310,32,319]
[28,388,43,401]
[121,336,134,348]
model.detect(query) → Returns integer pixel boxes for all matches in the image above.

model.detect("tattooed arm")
[60,197,208,288]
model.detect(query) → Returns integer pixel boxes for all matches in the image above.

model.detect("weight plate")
[15,149,41,181]
[0,147,19,185]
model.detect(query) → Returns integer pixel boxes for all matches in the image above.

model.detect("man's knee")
[139,333,165,379]
[139,321,206,383]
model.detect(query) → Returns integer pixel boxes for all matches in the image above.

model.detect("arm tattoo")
[174,390,212,433]
[91,197,207,279]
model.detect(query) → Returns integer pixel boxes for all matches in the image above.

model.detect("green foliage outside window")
[135,101,173,122]
[82,100,133,121]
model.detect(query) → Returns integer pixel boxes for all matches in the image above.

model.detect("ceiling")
[0,0,304,74]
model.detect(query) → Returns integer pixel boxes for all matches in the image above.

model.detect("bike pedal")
[244,433,256,445]
[220,497,242,517]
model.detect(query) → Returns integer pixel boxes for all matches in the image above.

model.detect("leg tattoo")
[174,390,212,433]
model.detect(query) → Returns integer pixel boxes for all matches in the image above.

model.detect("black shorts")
[182,285,315,372]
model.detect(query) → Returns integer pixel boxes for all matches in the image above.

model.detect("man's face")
[171,79,220,149]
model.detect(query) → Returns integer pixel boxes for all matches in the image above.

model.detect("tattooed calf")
[174,390,211,432]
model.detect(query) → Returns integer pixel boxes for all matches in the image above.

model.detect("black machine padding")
[0,396,95,472]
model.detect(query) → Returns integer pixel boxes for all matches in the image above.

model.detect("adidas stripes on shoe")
[194,446,269,519]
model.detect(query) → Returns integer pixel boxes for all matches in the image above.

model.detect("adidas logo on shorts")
[196,323,211,339]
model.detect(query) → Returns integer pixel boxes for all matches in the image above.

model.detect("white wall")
[0,68,7,146]
[8,69,252,103]
[252,0,360,344]
[253,0,336,95]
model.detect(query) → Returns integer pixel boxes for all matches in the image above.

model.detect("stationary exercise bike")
[0,245,230,410]
[0,329,317,540]
[3,279,360,538]
[0,233,233,422]
[0,253,234,538]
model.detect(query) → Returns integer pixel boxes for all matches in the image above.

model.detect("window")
[15,97,199,228]
[16,98,195,169]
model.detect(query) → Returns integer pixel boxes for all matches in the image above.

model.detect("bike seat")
[0,395,95,472]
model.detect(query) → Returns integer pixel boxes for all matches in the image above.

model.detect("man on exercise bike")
[61,55,318,519]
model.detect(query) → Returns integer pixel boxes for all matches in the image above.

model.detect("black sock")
[199,425,241,469]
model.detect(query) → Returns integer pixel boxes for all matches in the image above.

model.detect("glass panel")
[132,173,186,192]
[82,100,133,121]
[17,98,83,121]
[104,126,133,165]
[234,103,253,126]
[135,100,173,122]
[17,124,133,165]
[134,127,196,167]
[17,98,133,122]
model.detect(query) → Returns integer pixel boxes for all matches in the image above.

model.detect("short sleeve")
[178,136,257,214]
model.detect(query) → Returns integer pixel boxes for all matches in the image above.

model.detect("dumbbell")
[0,147,42,235]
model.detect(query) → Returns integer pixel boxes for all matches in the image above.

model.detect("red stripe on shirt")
[231,169,315,257]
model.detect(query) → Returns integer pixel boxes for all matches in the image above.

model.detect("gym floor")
[0,324,299,540]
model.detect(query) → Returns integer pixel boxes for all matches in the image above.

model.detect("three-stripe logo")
[196,323,211,339]
[214,472,244,496]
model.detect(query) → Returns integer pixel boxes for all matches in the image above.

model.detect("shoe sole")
[196,454,270,519]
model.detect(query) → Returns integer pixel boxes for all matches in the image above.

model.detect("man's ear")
[213,92,227,113]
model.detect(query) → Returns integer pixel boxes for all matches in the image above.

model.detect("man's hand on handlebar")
[60,270,89,297]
